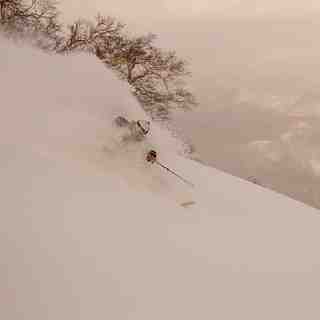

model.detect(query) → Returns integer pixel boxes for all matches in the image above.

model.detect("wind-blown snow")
[1,37,320,320]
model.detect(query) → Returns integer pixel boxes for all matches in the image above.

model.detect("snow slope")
[1,37,320,320]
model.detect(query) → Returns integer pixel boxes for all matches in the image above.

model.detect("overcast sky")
[59,0,320,23]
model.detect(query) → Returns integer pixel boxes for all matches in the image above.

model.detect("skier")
[114,116,150,142]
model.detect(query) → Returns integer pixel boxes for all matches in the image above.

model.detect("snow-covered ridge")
[1,37,320,320]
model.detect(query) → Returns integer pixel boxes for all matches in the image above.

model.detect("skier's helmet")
[137,120,150,135]
[146,150,157,163]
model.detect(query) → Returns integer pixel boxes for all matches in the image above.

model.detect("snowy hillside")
[1,38,320,320]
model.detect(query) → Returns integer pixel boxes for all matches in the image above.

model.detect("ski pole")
[155,161,194,188]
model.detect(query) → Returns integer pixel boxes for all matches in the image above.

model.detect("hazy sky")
[59,0,320,23]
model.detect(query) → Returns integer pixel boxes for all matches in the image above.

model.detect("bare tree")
[57,15,124,54]
[60,15,197,119]
[106,33,197,118]
[0,0,61,50]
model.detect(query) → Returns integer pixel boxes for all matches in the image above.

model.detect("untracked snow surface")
[1,38,320,320]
